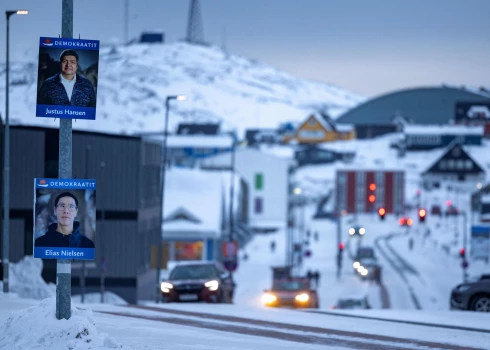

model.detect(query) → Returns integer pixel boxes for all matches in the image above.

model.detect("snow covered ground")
[1,131,490,349]
[2,211,490,349]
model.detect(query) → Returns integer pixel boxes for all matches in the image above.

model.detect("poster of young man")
[33,178,96,260]
[36,37,100,120]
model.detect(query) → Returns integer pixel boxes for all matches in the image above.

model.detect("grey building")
[0,125,162,304]
[337,86,490,139]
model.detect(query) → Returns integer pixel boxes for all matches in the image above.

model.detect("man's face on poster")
[54,196,78,226]
[60,55,78,77]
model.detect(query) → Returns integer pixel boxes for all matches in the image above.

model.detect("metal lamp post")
[3,9,28,294]
[156,95,186,303]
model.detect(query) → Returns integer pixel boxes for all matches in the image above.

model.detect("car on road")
[450,274,490,312]
[354,257,382,283]
[349,225,366,236]
[262,277,319,309]
[331,295,371,310]
[160,261,235,303]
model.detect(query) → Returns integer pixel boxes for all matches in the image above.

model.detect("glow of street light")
[16,10,29,15]
[294,187,302,195]
[477,182,482,190]
[176,95,187,101]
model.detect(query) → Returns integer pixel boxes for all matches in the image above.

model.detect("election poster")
[471,225,490,261]
[36,37,100,120]
[33,178,96,260]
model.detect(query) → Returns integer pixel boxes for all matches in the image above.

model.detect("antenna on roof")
[186,0,205,45]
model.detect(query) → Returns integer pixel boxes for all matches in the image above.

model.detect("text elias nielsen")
[45,249,84,257]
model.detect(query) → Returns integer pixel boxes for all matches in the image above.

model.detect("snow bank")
[0,256,55,300]
[72,292,128,306]
[0,297,123,350]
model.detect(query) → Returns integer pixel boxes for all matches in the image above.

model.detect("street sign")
[222,240,238,258]
[223,257,238,272]
[471,226,490,261]
[33,178,96,260]
[222,240,238,272]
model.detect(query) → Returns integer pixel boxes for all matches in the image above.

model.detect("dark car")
[331,295,371,310]
[356,257,382,283]
[431,205,442,216]
[450,274,490,312]
[262,277,319,309]
[160,261,235,303]
[445,205,459,216]
[348,225,366,237]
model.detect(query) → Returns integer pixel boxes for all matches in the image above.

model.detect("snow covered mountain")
[0,41,364,136]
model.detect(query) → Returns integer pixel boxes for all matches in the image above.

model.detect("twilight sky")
[1,0,489,97]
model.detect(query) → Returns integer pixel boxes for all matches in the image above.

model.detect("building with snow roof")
[337,86,490,139]
[144,134,233,168]
[421,142,486,191]
[404,125,484,150]
[283,113,355,144]
[160,168,251,265]
[200,147,295,232]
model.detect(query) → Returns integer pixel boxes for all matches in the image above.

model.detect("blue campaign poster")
[33,178,96,260]
[36,37,100,120]
[471,225,490,260]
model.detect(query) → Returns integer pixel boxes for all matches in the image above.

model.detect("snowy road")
[97,304,485,350]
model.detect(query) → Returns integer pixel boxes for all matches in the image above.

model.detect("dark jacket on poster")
[37,73,96,107]
[35,221,95,248]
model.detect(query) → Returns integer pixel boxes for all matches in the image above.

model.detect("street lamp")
[3,9,28,294]
[156,94,186,303]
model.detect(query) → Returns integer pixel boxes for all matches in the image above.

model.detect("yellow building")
[284,113,356,144]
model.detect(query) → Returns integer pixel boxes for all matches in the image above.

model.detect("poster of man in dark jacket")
[35,192,94,248]
[37,49,96,107]
[33,178,96,260]
[36,37,99,120]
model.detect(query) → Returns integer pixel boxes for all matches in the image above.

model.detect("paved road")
[98,305,485,350]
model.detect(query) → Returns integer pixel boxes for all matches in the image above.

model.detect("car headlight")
[353,261,360,269]
[359,228,366,235]
[349,228,355,235]
[456,284,471,292]
[295,293,310,302]
[262,293,277,304]
[161,282,173,293]
[361,269,368,276]
[205,280,219,291]
[357,266,364,273]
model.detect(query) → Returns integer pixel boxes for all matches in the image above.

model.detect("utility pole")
[462,211,468,283]
[56,0,74,320]
[99,161,106,303]
[80,145,91,303]
[124,0,129,45]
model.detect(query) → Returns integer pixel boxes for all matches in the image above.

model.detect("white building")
[201,147,294,232]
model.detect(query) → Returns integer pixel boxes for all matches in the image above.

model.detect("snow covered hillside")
[0,42,364,137]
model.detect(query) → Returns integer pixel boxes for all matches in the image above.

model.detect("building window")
[254,197,263,214]
[439,161,446,170]
[308,118,316,126]
[255,173,263,190]
[465,160,473,170]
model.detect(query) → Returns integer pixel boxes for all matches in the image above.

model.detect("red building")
[335,169,405,215]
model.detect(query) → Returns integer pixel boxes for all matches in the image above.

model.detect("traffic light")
[338,242,345,251]
[368,183,376,204]
[459,248,466,259]
[378,207,386,221]
[418,208,426,223]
